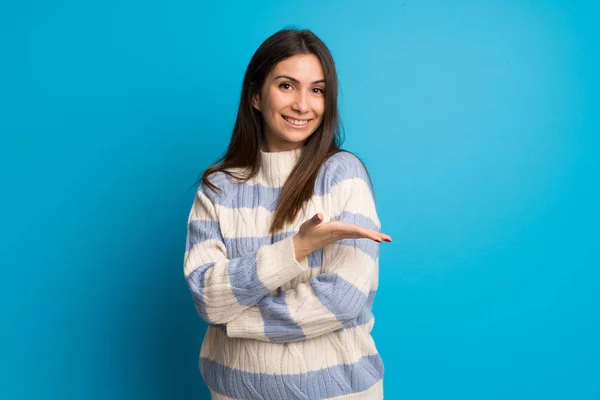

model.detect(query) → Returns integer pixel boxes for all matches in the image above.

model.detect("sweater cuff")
[256,235,309,290]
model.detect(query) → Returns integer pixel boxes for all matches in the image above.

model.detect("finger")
[336,223,391,243]
[309,213,323,227]
[348,226,383,242]
[379,233,392,242]
[356,228,392,243]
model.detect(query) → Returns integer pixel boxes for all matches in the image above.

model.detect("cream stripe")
[187,190,219,222]
[284,280,346,335]
[191,252,239,324]
[215,205,273,238]
[200,322,378,375]
[183,239,227,278]
[209,390,237,400]
[328,178,380,229]
[371,255,380,291]
[184,240,246,324]
[210,381,383,400]
[283,244,376,337]
[322,244,376,295]
[255,235,309,291]
[186,238,307,324]
[226,244,376,341]
[219,305,268,341]
[225,166,294,189]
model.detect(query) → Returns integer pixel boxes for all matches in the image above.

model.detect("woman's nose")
[291,93,309,113]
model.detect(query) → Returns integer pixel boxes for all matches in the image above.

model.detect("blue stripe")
[200,354,384,400]
[341,290,376,329]
[186,220,222,252]
[228,254,270,306]
[200,152,371,211]
[311,273,369,322]
[227,182,281,211]
[186,262,214,322]
[325,152,372,189]
[186,214,378,262]
[259,291,306,343]
[313,151,372,198]
[185,213,377,264]
[188,229,323,269]
[306,248,323,269]
[193,231,372,265]
[213,302,375,338]
[247,274,371,343]
[186,253,273,310]
[202,174,283,210]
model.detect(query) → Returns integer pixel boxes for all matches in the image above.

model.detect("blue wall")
[1,1,598,398]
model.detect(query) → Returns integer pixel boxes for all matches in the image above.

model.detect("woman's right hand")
[292,213,392,261]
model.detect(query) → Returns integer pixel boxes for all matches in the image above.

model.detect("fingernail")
[384,238,392,243]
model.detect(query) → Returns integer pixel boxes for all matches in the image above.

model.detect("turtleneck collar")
[258,146,304,187]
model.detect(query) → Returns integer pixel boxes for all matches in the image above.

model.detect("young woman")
[184,28,392,400]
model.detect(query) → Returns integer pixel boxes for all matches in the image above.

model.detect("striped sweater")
[184,147,384,399]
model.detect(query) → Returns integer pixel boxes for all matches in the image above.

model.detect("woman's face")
[253,53,326,152]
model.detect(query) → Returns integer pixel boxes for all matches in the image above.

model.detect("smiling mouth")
[282,115,312,126]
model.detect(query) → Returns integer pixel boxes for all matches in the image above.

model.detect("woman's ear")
[251,94,261,111]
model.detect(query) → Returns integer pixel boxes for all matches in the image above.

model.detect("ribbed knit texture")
[184,147,384,399]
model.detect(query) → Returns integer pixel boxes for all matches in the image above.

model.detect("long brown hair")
[192,28,374,234]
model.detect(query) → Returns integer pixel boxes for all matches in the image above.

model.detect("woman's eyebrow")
[274,75,326,84]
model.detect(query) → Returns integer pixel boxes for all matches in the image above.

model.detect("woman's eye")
[279,83,292,90]
[313,87,325,94]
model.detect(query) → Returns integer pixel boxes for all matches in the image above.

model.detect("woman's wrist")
[292,234,310,261]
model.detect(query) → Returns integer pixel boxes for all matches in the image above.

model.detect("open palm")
[293,213,392,260]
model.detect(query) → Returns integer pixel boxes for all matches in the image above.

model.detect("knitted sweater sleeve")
[183,174,309,325]
[226,154,381,342]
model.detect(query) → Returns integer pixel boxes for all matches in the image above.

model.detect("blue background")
[1,0,598,398]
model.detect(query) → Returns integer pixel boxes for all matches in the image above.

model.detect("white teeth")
[283,116,310,126]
